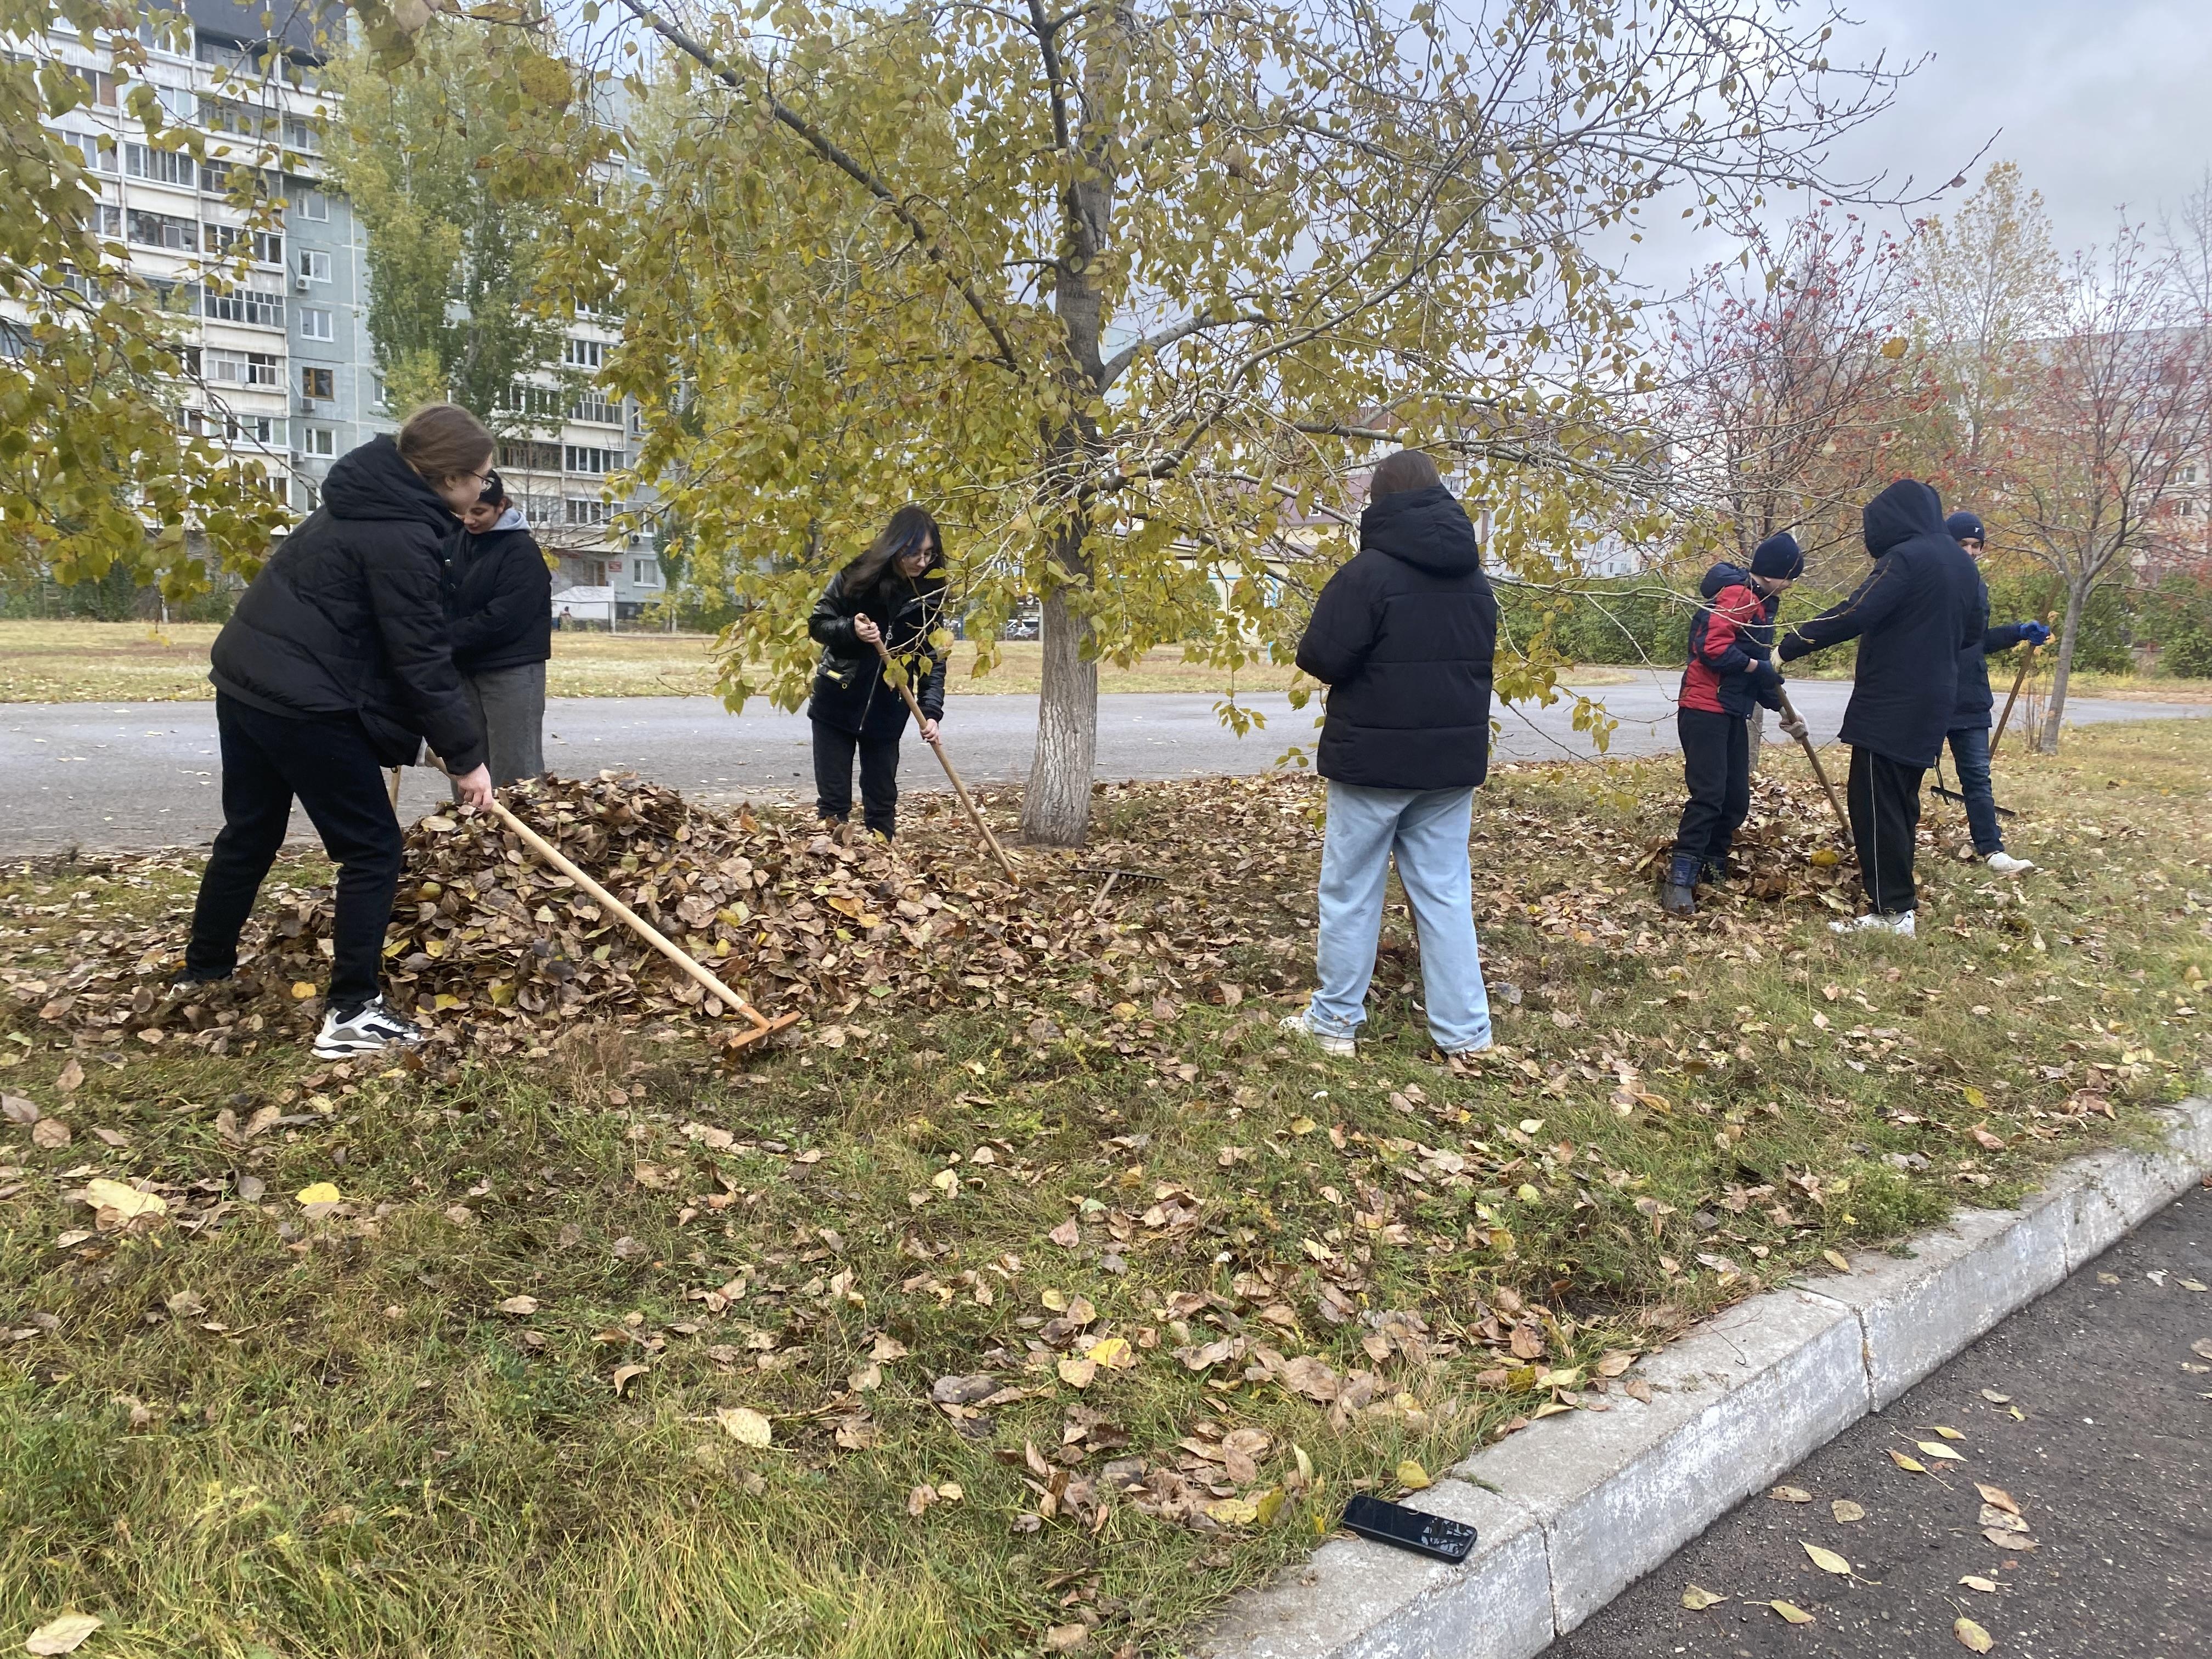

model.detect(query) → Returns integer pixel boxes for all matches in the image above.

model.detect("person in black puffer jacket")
[1284,450,1498,1061]
[1776,477,1983,932]
[449,471,552,787]
[1942,510,2049,874]
[805,504,949,839]
[184,404,495,1058]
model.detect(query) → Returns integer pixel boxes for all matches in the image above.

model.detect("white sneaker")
[1986,851,2035,875]
[314,995,422,1058]
[1829,911,1916,937]
[1278,1012,1356,1057]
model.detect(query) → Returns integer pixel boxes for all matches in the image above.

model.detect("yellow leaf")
[294,1182,341,1206]
[1880,335,1908,359]
[1955,1616,1995,1652]
[929,1167,960,1194]
[1057,1355,1098,1389]
[1923,1424,1963,1440]
[83,1178,166,1220]
[1086,1336,1133,1370]
[24,1614,104,1656]
[1516,1183,1541,1204]
[433,993,461,1011]
[1809,847,1842,867]
[1769,1486,1812,1503]
[1917,1441,1965,1462]
[1680,1584,1726,1611]
[1205,1497,1260,1526]
[936,1482,963,1502]
[1802,1542,1851,1575]
[1832,1499,1866,1523]
[1822,1249,1852,1272]
[1888,1449,1927,1472]
[290,981,317,1000]
[1041,1289,1069,1311]
[1396,1459,1430,1491]
[1770,1600,1815,1624]
[1962,1085,1988,1110]
[1252,1485,1286,1525]
[1288,1116,1318,1135]
[715,1406,772,1447]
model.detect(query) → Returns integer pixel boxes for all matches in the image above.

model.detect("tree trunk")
[2036,579,2089,753]
[1747,703,1765,773]
[1021,538,1100,844]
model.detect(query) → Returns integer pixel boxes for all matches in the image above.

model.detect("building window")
[205,348,279,387]
[298,306,332,341]
[204,223,283,265]
[565,498,610,527]
[370,374,388,410]
[126,208,197,251]
[571,392,620,426]
[632,558,659,586]
[564,445,616,476]
[203,285,285,328]
[563,337,603,370]
[499,438,563,472]
[300,365,334,400]
[63,131,119,173]
[155,83,196,123]
[93,204,122,238]
[282,115,321,155]
[123,143,196,187]
[302,426,336,457]
[71,67,118,106]
[294,188,329,222]
[297,249,331,283]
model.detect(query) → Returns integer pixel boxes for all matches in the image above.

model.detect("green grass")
[3,721,2208,1656]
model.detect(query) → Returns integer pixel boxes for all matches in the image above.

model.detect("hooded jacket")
[1777,478,1982,767]
[1294,483,1498,791]
[210,435,486,774]
[447,505,553,676]
[806,558,949,738]
[1680,561,1785,719]
[1952,571,2039,724]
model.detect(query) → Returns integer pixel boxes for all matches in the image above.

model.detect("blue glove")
[1750,659,1781,691]
[2021,621,2051,646]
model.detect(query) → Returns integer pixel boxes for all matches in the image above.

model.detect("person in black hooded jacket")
[450,470,552,787]
[1775,477,1983,933]
[181,404,495,1058]
[1283,450,1498,1061]
[1942,510,2048,874]
[805,504,949,839]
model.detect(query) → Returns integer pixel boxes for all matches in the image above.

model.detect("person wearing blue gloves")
[1943,511,2047,875]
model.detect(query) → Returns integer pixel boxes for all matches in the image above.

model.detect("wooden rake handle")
[1989,611,2055,757]
[1775,687,1853,846]
[868,635,1019,882]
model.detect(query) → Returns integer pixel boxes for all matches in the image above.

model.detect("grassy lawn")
[2,721,2207,1656]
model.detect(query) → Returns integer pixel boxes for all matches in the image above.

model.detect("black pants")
[1674,707,1750,868]
[185,695,404,1013]
[811,719,903,838]
[1846,745,1926,915]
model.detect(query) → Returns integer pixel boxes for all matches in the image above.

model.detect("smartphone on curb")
[1339,1493,1479,1564]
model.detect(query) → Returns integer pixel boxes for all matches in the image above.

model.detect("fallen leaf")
[611,1362,648,1396]
[1769,1600,1814,1624]
[294,1182,341,1206]
[1975,1483,2019,1516]
[1979,1505,2029,1534]
[1680,1584,1726,1611]
[1204,1497,1260,1526]
[1888,1449,1928,1473]
[1058,1356,1098,1389]
[1979,1389,2011,1404]
[1043,1626,1090,1652]
[1916,1441,1966,1462]
[1288,1116,1318,1136]
[164,1289,205,1317]
[55,1059,83,1093]
[498,1296,540,1316]
[1770,1485,1813,1504]
[1924,1425,1965,1440]
[1087,1336,1135,1370]
[31,1119,70,1149]
[1396,1459,1430,1491]
[1,1094,38,1124]
[907,1483,937,1517]
[869,1334,909,1362]
[1960,1575,1999,1593]
[1831,1499,1866,1523]
[290,981,317,1000]
[83,1178,165,1220]
[1955,1616,1995,1652]
[23,1613,103,1656]
[1595,1350,1635,1377]
[1822,1249,1851,1272]
[1802,1542,1851,1575]
[1047,1217,1081,1248]
[715,1406,772,1447]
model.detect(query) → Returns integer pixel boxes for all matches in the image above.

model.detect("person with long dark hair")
[806,505,949,839]
[449,470,552,787]
[179,403,495,1057]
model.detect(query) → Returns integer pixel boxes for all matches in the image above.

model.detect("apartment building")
[24,1,663,616]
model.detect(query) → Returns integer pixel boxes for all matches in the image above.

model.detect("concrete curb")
[1198,1096,2212,1659]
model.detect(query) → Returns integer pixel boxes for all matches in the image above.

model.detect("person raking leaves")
[1659,530,1806,918]
[174,404,495,1057]
[806,505,950,841]
[1941,510,2047,875]
[1771,477,1982,937]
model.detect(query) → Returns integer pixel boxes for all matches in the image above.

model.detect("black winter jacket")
[1951,572,2038,724]
[447,507,553,676]
[210,435,486,774]
[1295,484,1498,791]
[1777,478,1982,768]
[805,563,949,738]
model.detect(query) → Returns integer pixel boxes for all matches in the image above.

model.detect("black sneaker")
[313,996,422,1058]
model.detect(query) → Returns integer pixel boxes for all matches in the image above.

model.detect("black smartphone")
[1340,1493,1479,1564]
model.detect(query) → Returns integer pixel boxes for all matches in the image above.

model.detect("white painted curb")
[1198,1097,2212,1659]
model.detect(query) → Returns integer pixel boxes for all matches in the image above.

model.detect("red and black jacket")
[1680,561,1784,718]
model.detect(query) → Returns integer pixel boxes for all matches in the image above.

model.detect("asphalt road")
[1542,1182,2212,1659]
[3,674,2205,854]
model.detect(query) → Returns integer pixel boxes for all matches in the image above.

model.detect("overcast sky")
[1617,0,2212,288]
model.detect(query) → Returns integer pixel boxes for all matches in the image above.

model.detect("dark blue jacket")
[1953,572,2039,724]
[1295,484,1497,791]
[1777,478,1982,768]
[1680,561,1784,718]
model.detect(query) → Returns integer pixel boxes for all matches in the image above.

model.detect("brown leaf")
[55,1059,84,1093]
[31,1119,71,1149]
[1048,1217,1081,1249]
[611,1362,648,1396]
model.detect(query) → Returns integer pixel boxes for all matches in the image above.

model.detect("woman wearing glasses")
[180,403,496,1058]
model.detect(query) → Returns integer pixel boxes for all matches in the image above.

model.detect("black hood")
[1861,477,1945,556]
[321,435,464,537]
[1360,484,1482,576]
[1700,560,1753,600]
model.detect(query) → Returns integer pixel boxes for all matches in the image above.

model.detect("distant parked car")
[1002,605,1042,641]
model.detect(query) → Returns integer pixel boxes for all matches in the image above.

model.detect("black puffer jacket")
[1952,572,2040,724]
[1778,478,1982,768]
[448,507,553,676]
[1295,484,1498,791]
[806,563,949,738]
[211,435,486,773]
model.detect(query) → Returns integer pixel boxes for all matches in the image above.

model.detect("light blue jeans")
[1302,781,1492,1052]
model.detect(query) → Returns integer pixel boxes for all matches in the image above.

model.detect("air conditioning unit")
[294,273,312,292]
[295,394,317,414]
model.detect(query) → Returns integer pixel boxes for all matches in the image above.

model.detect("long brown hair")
[397,403,494,482]
[839,504,944,594]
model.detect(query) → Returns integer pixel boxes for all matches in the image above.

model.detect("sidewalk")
[1541,1182,2212,1658]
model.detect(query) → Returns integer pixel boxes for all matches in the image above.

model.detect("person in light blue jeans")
[1285,449,1499,1060]
[1305,782,1492,1053]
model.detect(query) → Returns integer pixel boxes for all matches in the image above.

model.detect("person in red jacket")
[1660,532,1805,917]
